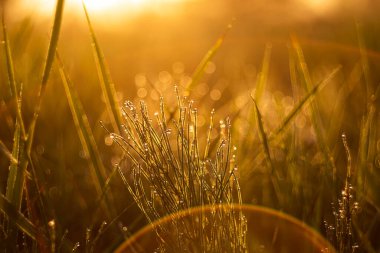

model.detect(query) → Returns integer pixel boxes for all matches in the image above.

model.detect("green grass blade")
[40,0,65,90]
[4,122,30,242]
[56,53,107,197]
[2,12,26,139]
[186,22,232,91]
[5,122,26,210]
[28,0,65,149]
[253,43,272,105]
[5,0,66,238]
[82,2,123,134]
[271,66,341,139]
[0,193,44,241]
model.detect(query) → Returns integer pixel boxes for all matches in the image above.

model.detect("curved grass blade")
[186,22,233,91]
[82,2,123,134]
[0,194,46,241]
[1,12,26,138]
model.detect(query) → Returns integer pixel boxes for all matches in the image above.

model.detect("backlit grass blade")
[1,12,26,138]
[0,194,44,241]
[56,53,117,221]
[186,22,232,91]
[271,66,341,139]
[82,2,123,134]
[5,122,29,242]
[253,43,272,105]
[28,0,65,150]
[0,139,18,164]
[5,122,30,217]
[56,53,107,197]
[40,0,65,91]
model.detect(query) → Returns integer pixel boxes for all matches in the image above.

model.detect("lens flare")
[116,204,336,253]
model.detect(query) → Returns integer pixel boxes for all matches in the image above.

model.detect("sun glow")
[301,0,340,14]
[18,0,189,18]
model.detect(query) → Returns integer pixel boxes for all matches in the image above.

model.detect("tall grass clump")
[109,88,247,252]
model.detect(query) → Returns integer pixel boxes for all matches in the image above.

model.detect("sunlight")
[18,0,191,18]
[82,0,129,12]
[302,0,340,13]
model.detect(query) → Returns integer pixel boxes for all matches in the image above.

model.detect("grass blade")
[251,99,281,205]
[56,53,107,196]
[1,12,26,138]
[27,0,65,152]
[253,43,272,105]
[0,139,18,164]
[186,22,232,91]
[56,53,116,220]
[40,0,65,91]
[82,2,123,134]
[251,99,275,173]
[4,122,29,243]
[5,122,26,211]
[0,194,45,241]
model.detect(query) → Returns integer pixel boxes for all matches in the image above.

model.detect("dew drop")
[48,220,55,227]
[72,242,80,251]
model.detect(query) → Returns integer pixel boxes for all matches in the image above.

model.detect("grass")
[112,93,246,252]
[1,1,380,252]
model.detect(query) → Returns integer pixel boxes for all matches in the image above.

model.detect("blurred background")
[1,0,380,251]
